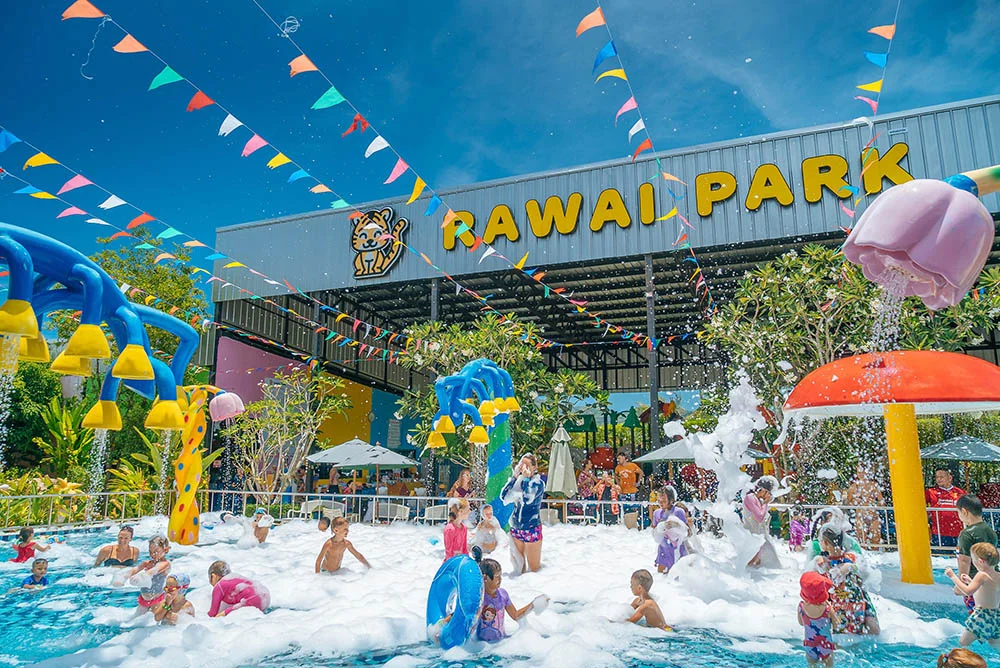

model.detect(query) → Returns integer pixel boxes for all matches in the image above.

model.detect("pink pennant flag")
[241,134,268,157]
[56,206,86,218]
[854,95,878,114]
[614,96,637,126]
[56,174,93,195]
[383,158,408,184]
[839,201,856,218]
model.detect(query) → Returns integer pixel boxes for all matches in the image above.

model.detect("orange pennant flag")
[186,91,215,112]
[661,172,688,185]
[868,24,896,40]
[310,184,332,194]
[113,34,147,53]
[183,240,207,248]
[631,138,653,162]
[153,253,175,264]
[62,0,104,20]
[109,231,132,240]
[575,7,606,37]
[127,212,155,229]
[441,209,458,230]
[288,55,318,77]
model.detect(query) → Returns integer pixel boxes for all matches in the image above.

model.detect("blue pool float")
[426,555,484,649]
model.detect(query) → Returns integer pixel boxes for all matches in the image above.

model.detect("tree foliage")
[4,362,64,469]
[396,314,608,468]
[31,397,94,481]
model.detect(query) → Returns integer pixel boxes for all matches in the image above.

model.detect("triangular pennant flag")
[575,7,606,36]
[223,261,247,269]
[109,231,132,240]
[134,243,155,249]
[453,222,472,238]
[204,253,227,260]
[86,217,112,226]
[407,177,426,204]
[661,172,687,185]
[186,90,215,112]
[23,152,59,169]
[287,169,309,183]
[288,54,318,77]
[310,184,332,194]
[57,206,87,218]
[13,186,41,196]
[631,137,653,162]
[330,199,349,209]
[218,114,242,137]
[656,207,679,222]
[30,191,56,200]
[514,252,529,270]
[183,240,207,247]
[856,79,883,93]
[156,227,183,239]
[0,129,21,153]
[127,212,155,229]
[153,253,175,264]
[384,158,408,184]
[112,34,147,53]
[311,85,346,110]
[868,24,896,40]
[56,174,93,195]
[148,66,184,91]
[863,51,888,68]
[854,95,878,114]
[341,113,370,137]
[266,153,291,169]
[595,68,627,83]
[425,194,442,216]
[99,194,126,209]
[441,209,458,230]
[479,247,496,264]
[365,136,389,158]
[62,0,104,20]
[614,96,638,126]
[592,40,617,74]
[628,118,646,143]
[241,134,268,157]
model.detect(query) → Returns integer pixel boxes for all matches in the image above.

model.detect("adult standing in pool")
[94,526,140,568]
[502,454,546,573]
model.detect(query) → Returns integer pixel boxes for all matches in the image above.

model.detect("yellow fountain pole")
[883,403,933,584]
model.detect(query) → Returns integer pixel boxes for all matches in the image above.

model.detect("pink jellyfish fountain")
[209,391,245,421]
[843,165,999,309]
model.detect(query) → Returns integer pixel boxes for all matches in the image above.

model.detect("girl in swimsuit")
[121,535,171,612]
[207,560,271,616]
[8,527,50,563]
[94,526,139,567]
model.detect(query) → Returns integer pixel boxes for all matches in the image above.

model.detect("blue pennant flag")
[592,40,618,74]
[424,194,442,217]
[287,169,310,183]
[864,51,888,68]
[0,129,21,153]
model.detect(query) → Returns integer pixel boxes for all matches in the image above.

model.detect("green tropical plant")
[108,427,223,492]
[31,398,94,480]
[0,472,84,527]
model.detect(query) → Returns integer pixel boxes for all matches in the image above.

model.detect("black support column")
[644,254,660,453]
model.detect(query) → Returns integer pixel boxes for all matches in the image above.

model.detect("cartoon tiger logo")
[351,206,408,279]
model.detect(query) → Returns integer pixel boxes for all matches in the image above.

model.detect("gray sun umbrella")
[634,437,771,463]
[545,425,578,498]
[921,435,1000,462]
[306,438,419,469]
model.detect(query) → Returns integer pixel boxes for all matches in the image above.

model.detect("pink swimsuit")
[208,576,271,617]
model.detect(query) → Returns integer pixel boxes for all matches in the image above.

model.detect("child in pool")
[946,542,1000,648]
[743,477,776,567]
[207,560,271,617]
[252,508,273,544]
[21,559,49,589]
[315,517,371,573]
[813,527,879,635]
[628,569,671,631]
[8,527,51,563]
[153,574,195,625]
[123,535,171,613]
[472,504,501,554]
[652,486,688,574]
[798,571,836,666]
[444,499,470,560]
[938,648,988,668]
[318,517,331,533]
[476,558,536,642]
[790,506,810,552]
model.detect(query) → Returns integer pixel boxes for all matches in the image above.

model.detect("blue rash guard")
[501,474,545,531]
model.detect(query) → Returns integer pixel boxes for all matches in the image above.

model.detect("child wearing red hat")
[798,571,836,666]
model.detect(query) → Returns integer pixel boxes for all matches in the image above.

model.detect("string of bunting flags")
[576,3,719,318]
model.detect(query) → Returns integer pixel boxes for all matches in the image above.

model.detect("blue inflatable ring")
[426,555,484,649]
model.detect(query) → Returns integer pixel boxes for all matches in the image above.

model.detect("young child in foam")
[153,574,195,625]
[806,508,863,559]
[946,542,1000,648]
[627,569,671,631]
[252,508,274,544]
[443,498,470,561]
[937,648,988,668]
[207,560,271,617]
[475,557,546,642]
[8,527,51,563]
[812,526,879,635]
[21,558,49,590]
[471,503,501,555]
[317,516,331,533]
[798,571,836,667]
[651,486,689,574]
[121,535,172,613]
[315,517,371,573]
[789,506,810,552]
[743,476,780,568]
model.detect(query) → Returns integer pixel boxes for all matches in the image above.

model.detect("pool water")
[0,517,982,667]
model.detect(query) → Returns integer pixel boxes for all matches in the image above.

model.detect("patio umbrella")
[921,435,1000,462]
[307,437,418,473]
[545,426,578,497]
[634,438,770,463]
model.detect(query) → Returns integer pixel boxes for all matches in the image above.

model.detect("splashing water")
[0,335,20,469]
[85,428,110,520]
[866,270,909,354]
[470,441,487,499]
[155,429,175,515]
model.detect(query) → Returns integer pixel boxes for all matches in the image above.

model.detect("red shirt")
[925,485,967,537]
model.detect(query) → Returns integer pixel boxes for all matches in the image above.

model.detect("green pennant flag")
[311,85,346,110]
[149,66,185,91]
[330,199,349,209]
[454,222,472,237]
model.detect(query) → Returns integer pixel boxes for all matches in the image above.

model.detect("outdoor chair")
[289,499,327,519]
[320,502,347,521]
[421,504,450,524]
[375,502,411,522]
[539,508,562,526]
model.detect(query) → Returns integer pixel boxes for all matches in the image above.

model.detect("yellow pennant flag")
[407,177,427,204]
[655,206,678,221]
[30,191,57,199]
[23,152,59,169]
[595,69,628,83]
[223,261,247,269]
[267,153,291,169]
[857,79,883,93]
[335,313,348,323]
[514,252,529,270]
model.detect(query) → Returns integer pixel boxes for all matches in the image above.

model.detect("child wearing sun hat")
[798,571,836,667]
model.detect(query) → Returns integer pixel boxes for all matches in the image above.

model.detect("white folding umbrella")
[306,438,419,469]
[545,426,578,497]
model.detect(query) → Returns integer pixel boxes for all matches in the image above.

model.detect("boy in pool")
[472,504,501,555]
[315,518,370,573]
[627,569,671,631]
[21,559,49,589]
[122,535,171,613]
[153,574,194,625]
[318,517,331,533]
[946,542,1000,648]
[252,508,273,544]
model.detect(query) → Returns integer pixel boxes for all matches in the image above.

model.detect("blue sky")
[0,0,997,273]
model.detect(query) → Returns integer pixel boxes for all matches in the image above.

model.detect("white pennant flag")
[218,114,243,137]
[479,247,496,264]
[119,283,132,294]
[85,218,112,226]
[364,136,389,158]
[628,118,646,143]
[98,195,126,210]
[455,283,461,295]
